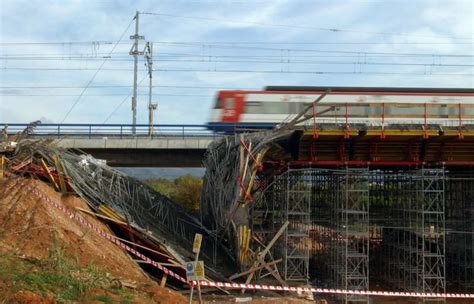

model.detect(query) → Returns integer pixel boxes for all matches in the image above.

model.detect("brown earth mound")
[0,177,147,282]
[0,176,188,303]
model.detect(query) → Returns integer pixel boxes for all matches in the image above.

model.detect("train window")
[462,105,474,117]
[263,102,289,114]
[289,102,301,114]
[387,105,423,117]
[225,97,235,109]
[214,97,222,109]
[244,101,262,114]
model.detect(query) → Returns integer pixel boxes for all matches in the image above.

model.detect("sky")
[0,0,473,125]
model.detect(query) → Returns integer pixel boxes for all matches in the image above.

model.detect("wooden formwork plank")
[40,158,59,191]
[53,155,67,193]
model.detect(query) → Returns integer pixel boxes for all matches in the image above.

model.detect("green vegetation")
[0,242,139,302]
[94,294,114,303]
[147,174,202,212]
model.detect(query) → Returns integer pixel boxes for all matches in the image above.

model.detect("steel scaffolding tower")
[417,168,446,301]
[446,172,474,291]
[284,170,311,282]
[377,169,446,302]
[252,169,310,283]
[331,168,370,303]
[251,166,473,301]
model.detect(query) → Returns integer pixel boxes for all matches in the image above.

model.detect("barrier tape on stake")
[27,184,474,299]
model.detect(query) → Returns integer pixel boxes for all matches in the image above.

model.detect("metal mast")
[130,11,144,135]
[144,42,157,136]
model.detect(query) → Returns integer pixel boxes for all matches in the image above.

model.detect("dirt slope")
[0,176,188,303]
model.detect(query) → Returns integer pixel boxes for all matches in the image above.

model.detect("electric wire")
[140,12,473,41]
[1,40,474,45]
[59,17,135,123]
[101,75,148,124]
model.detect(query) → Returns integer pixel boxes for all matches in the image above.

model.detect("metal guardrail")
[0,123,274,139]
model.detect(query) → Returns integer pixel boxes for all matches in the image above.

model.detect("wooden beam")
[229,258,282,281]
[242,221,289,290]
[260,221,289,257]
[53,155,67,193]
[40,158,59,191]
[75,207,181,265]
[75,206,128,225]
[160,273,168,287]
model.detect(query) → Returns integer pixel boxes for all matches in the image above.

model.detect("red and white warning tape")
[27,184,474,299]
[197,281,474,299]
[28,185,188,283]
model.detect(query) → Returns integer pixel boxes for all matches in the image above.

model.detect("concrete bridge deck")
[55,136,216,167]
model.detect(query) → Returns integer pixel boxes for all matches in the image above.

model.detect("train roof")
[265,86,474,94]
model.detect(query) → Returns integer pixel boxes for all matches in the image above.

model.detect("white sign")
[186,261,205,281]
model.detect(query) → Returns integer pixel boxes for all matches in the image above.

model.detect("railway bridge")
[2,123,229,167]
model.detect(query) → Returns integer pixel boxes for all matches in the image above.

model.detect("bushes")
[147,174,202,212]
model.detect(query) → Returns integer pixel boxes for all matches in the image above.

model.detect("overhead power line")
[151,68,473,77]
[0,85,258,89]
[140,11,473,41]
[59,17,135,123]
[101,75,147,125]
[0,93,213,97]
[0,41,115,46]
[155,42,474,58]
[2,44,472,58]
[1,40,473,46]
[1,60,473,71]
[0,68,471,78]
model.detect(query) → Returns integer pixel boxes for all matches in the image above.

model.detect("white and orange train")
[208,86,474,130]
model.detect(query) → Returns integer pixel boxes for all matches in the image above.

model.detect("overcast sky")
[0,0,472,125]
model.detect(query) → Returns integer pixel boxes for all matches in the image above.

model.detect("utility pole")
[130,11,144,135]
[144,42,157,136]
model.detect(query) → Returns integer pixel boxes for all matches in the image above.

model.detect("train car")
[207,86,474,131]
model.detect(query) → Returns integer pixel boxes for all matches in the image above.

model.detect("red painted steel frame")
[288,160,474,167]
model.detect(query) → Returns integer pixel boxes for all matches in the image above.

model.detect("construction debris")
[0,123,226,286]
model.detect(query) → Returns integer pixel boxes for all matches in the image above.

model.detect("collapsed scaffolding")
[200,94,474,302]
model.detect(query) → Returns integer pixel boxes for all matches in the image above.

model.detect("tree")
[146,175,202,212]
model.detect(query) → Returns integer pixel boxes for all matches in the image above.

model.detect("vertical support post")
[189,233,203,304]
[145,42,157,137]
[130,11,141,135]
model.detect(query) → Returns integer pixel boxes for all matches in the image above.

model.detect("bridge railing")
[0,123,224,139]
[0,123,277,139]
